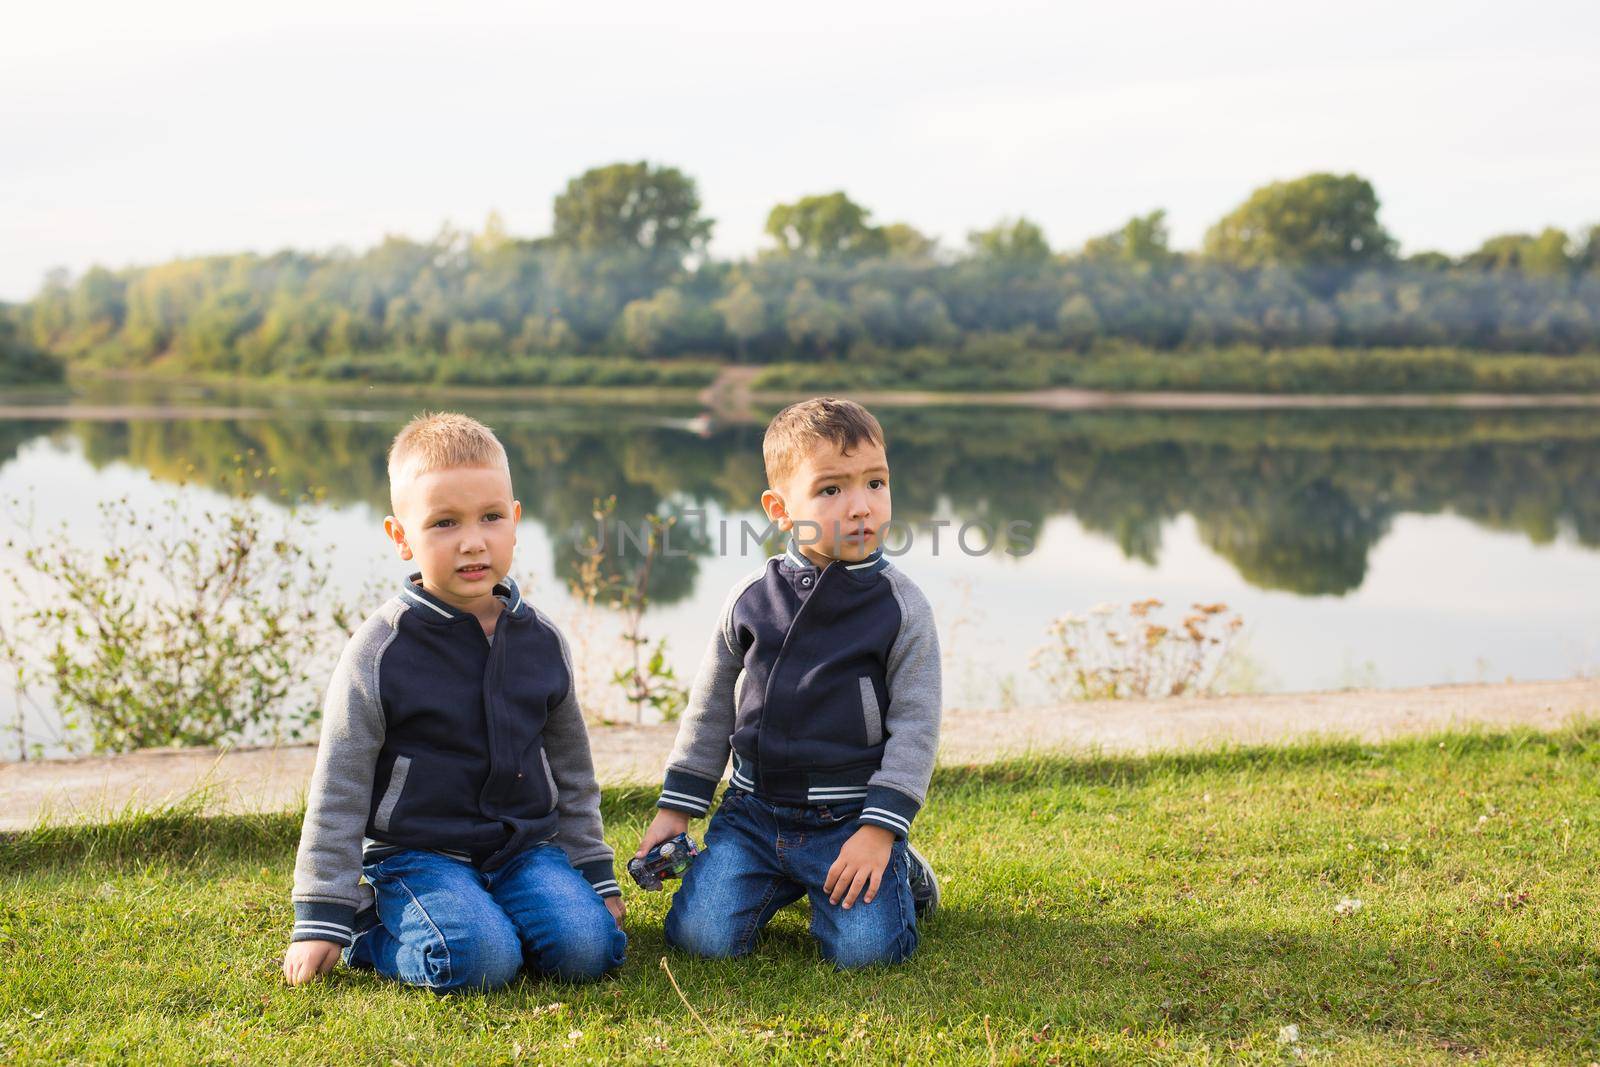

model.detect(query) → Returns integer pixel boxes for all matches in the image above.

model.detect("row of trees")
[0,312,63,385]
[13,165,1600,380]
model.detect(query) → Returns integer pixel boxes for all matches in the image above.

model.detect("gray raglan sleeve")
[655,567,765,817]
[289,603,399,945]
[859,569,943,839]
[537,611,619,898]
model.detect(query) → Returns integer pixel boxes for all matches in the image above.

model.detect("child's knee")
[822,925,918,970]
[544,910,627,983]
[664,899,746,960]
[815,897,919,970]
[431,925,523,992]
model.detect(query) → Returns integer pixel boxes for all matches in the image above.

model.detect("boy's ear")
[383,515,413,561]
[512,499,522,525]
[760,488,793,531]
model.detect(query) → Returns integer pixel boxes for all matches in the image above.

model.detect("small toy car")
[627,832,704,891]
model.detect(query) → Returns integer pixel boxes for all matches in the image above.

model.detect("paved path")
[1,678,1595,830]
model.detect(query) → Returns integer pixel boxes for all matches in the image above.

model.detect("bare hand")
[824,824,895,909]
[283,939,343,985]
[604,895,626,927]
[634,808,691,859]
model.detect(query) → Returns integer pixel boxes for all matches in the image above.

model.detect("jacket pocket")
[539,747,559,808]
[373,755,412,832]
[859,676,883,746]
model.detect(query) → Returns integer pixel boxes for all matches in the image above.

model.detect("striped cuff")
[657,769,719,817]
[858,784,921,839]
[292,900,357,945]
[579,859,622,899]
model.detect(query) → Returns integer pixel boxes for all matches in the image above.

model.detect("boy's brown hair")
[762,397,886,487]
[386,412,510,511]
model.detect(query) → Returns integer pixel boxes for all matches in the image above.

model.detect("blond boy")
[282,412,624,991]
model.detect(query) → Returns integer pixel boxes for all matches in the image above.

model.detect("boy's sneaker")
[906,843,939,920]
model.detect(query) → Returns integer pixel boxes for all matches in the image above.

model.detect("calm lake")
[3,381,1598,759]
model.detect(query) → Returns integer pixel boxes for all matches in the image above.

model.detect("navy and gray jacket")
[290,573,618,946]
[657,539,942,838]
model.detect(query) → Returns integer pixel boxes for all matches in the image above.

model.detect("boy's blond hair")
[762,397,886,488]
[387,412,510,511]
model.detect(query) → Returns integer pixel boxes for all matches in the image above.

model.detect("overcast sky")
[3,0,1596,301]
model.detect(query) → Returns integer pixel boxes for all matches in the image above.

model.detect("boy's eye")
[432,519,454,528]
[484,513,502,521]
[819,486,839,497]
[869,479,887,490]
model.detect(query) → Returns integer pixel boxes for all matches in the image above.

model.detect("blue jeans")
[664,787,918,969]
[344,842,626,992]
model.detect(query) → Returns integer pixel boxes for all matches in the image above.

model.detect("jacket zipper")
[477,611,509,818]
[755,557,839,787]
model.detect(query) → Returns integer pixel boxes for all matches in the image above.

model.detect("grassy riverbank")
[752,345,1600,395]
[19,349,1600,427]
[3,726,1597,1063]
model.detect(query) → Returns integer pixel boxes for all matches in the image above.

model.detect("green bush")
[0,464,362,754]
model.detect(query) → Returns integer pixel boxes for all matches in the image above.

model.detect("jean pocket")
[367,849,416,881]
[818,798,866,825]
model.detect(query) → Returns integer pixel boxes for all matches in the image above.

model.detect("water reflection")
[4,401,1597,600]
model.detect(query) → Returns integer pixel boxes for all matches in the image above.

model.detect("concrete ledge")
[2,677,1595,831]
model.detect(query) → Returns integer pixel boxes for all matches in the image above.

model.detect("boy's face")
[383,464,522,612]
[761,437,891,566]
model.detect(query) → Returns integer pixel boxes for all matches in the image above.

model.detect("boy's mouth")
[456,563,491,581]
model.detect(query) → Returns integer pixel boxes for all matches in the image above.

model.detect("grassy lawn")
[3,727,1598,1064]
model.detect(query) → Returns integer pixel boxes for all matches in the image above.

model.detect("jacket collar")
[400,571,528,622]
[779,535,890,577]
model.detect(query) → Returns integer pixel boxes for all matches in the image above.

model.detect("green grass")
[4,727,1599,1064]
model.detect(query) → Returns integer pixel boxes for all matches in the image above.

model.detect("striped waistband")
[730,753,872,806]
[361,838,476,866]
